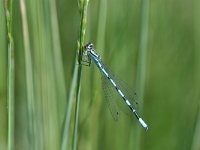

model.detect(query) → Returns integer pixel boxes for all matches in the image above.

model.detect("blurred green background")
[0,0,200,150]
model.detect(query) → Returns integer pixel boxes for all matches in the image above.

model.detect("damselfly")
[84,42,148,130]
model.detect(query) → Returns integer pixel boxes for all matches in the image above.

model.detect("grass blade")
[72,67,82,150]
[191,108,200,150]
[136,0,149,107]
[72,0,90,150]
[0,1,8,149]
[20,0,37,149]
[131,0,149,149]
[49,0,67,123]
[4,0,15,149]
[61,64,78,150]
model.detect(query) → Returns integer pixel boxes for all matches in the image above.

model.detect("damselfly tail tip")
[144,126,148,131]
[139,118,148,131]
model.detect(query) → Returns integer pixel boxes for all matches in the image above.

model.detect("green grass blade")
[19,0,37,149]
[136,0,149,107]
[0,1,8,149]
[191,109,200,150]
[7,33,14,150]
[4,0,15,149]
[49,0,67,123]
[192,1,200,149]
[72,66,82,150]
[96,0,107,50]
[132,0,149,149]
[61,64,78,150]
[72,0,90,150]
[22,0,62,149]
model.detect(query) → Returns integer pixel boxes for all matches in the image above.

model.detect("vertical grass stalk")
[49,0,67,124]
[136,0,149,102]
[95,0,107,148]
[4,0,14,150]
[191,108,200,150]
[96,0,107,51]
[132,0,149,149]
[61,64,78,150]
[192,1,200,149]
[20,0,36,149]
[0,1,7,149]
[72,0,90,150]
[72,71,81,150]
[61,0,90,150]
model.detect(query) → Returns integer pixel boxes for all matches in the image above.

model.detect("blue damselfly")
[84,42,148,130]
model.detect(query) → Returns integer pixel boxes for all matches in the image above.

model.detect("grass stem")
[72,0,90,149]
[131,0,149,149]
[20,0,36,149]
[4,0,14,149]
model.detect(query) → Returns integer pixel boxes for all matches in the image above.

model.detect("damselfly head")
[85,42,93,51]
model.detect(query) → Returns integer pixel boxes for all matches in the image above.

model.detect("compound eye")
[89,43,93,49]
[85,42,93,50]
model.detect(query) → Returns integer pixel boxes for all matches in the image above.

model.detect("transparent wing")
[100,60,139,120]
[100,60,139,106]
[113,74,139,110]
[101,74,120,121]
